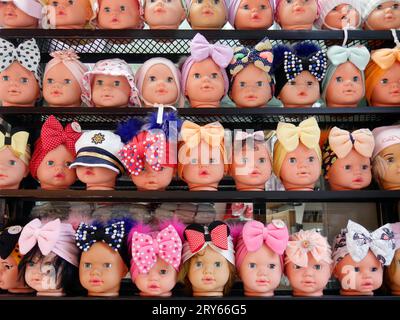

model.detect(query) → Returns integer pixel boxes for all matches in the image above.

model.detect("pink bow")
[19,219,61,256]
[234,130,265,142]
[243,220,288,255]
[329,127,375,159]
[131,225,182,274]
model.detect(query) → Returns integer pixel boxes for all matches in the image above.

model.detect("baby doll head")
[316,0,361,30]
[0,38,41,107]
[332,220,395,296]
[234,220,288,296]
[273,117,322,191]
[1,0,42,28]
[322,45,370,108]
[18,218,80,296]
[30,116,82,190]
[228,0,274,30]
[144,0,185,29]
[97,0,144,29]
[81,58,141,108]
[385,222,400,295]
[179,221,236,297]
[275,0,320,30]
[285,229,332,297]
[228,37,274,108]
[180,33,233,108]
[186,0,228,29]
[272,42,327,108]
[362,0,400,30]
[322,127,374,190]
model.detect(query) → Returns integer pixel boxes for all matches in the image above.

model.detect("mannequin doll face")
[278,71,320,108]
[334,250,383,295]
[276,0,318,30]
[188,0,227,29]
[37,145,77,190]
[0,256,30,292]
[48,0,93,29]
[364,1,400,30]
[325,62,363,108]
[0,2,5,26]
[233,0,273,29]
[134,258,177,297]
[285,254,332,296]
[79,242,128,297]
[375,144,400,190]
[279,143,321,191]
[98,0,142,29]
[386,249,400,295]
[44,63,82,107]
[76,166,118,190]
[144,0,186,29]
[370,61,400,107]
[0,62,40,107]
[0,148,29,190]
[188,246,230,297]
[323,4,360,30]
[131,164,174,191]
[230,64,272,108]
[185,58,225,108]
[231,141,271,191]
[239,244,282,297]
[325,149,371,191]
[142,64,179,106]
[2,2,38,28]
[91,74,131,108]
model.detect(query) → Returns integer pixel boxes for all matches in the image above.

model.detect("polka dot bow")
[131,225,183,274]
[283,49,327,82]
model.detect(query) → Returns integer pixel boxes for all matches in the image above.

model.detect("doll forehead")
[0,255,18,266]
[380,61,400,78]
[331,62,362,77]
[42,144,74,161]
[186,142,223,158]
[340,250,382,267]
[238,0,272,7]
[234,64,270,81]
[100,0,137,5]
[243,244,280,260]
[146,63,175,78]
[372,1,398,9]
[235,141,268,155]
[191,0,225,6]
[332,149,371,163]
[193,246,225,261]
[1,61,36,77]
[45,63,76,80]
[380,143,400,157]
[292,70,318,82]
[285,143,318,156]
[0,147,22,159]
[80,241,123,262]
[93,74,129,83]
[189,58,222,74]
[278,0,317,7]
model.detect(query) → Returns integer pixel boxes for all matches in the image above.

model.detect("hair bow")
[242,220,289,255]
[180,121,224,149]
[234,130,265,142]
[346,220,395,266]
[283,49,327,82]
[0,126,30,164]
[371,47,400,70]
[329,127,375,159]
[327,45,370,71]
[131,225,182,274]
[276,117,321,153]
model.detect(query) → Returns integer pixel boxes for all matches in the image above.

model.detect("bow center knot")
[204,233,212,242]
[262,228,269,240]
[349,132,355,145]
[33,228,42,239]
[153,240,160,255]
[301,240,311,249]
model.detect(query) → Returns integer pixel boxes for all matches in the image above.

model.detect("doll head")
[322,45,370,108]
[18,218,80,296]
[117,112,182,191]
[230,130,272,191]
[371,125,400,190]
[30,116,82,190]
[385,222,400,295]
[272,42,327,108]
[135,58,183,107]
[181,34,233,108]
[284,229,332,297]
[273,117,322,191]
[275,0,320,30]
[228,38,274,108]
[0,38,41,107]
[144,0,185,29]
[76,219,133,297]
[43,50,88,108]
[178,120,227,191]
[315,0,361,30]
[235,220,288,296]
[186,0,228,29]
[69,130,125,190]
[179,221,235,297]
[128,221,184,296]
[41,0,98,29]
[365,47,400,107]
[332,220,395,296]
[0,126,30,190]
[322,127,374,191]
[81,58,140,108]
[362,0,400,30]
[1,0,42,28]
[97,0,143,29]
[228,0,274,29]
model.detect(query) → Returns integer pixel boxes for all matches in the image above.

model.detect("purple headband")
[228,0,274,27]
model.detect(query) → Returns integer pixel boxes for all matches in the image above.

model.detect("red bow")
[185,223,228,253]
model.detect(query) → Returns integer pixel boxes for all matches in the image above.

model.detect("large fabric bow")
[371,47,400,70]
[234,130,265,142]
[276,117,320,152]
[327,45,371,71]
[242,220,288,255]
[75,221,126,252]
[0,126,29,159]
[346,220,395,266]
[329,127,375,159]
[131,225,182,274]
[180,121,224,149]
[190,33,233,68]
[283,49,327,82]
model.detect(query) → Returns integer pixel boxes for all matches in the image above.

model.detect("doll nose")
[90,267,101,276]
[384,7,393,13]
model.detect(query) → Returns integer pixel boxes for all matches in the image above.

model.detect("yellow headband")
[0,130,30,165]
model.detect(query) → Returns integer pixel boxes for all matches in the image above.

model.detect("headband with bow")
[0,225,23,265]
[234,130,265,142]
[180,120,225,150]
[332,220,395,267]
[19,218,79,267]
[0,126,30,165]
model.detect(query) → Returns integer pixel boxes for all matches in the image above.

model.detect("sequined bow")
[329,127,375,159]
[180,121,224,149]
[371,47,400,70]
[283,49,327,82]
[327,45,370,71]
[0,126,29,160]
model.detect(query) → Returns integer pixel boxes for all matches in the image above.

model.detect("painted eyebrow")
[383,153,395,157]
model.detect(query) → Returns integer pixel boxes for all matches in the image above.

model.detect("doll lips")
[293,7,306,14]
[8,89,21,96]
[154,6,166,13]
[156,88,168,95]
[251,13,261,20]
[200,84,214,91]
[297,91,307,97]
[85,170,95,176]
[250,169,261,176]
[202,277,216,284]
[256,279,270,285]
[89,278,104,286]
[384,14,394,21]
[352,177,363,183]
[54,173,66,179]
[148,283,161,290]
[0,174,8,179]
[102,94,114,100]
[297,171,310,177]
[390,89,400,95]
[202,9,214,16]
[361,280,373,289]
[199,169,210,176]
[302,280,316,287]
[343,89,355,95]
[56,10,66,16]
[51,90,63,96]
[111,18,120,23]
[245,94,258,101]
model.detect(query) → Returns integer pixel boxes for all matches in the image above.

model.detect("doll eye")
[259,157,266,164]
[256,81,264,87]
[120,5,126,11]
[195,261,203,268]
[336,76,343,83]
[103,263,112,269]
[214,261,221,268]
[68,0,74,5]
[306,81,314,87]
[190,158,198,164]
[386,156,395,164]
[213,0,220,4]
[393,4,399,9]
[8,160,16,166]
[209,157,217,164]
[149,76,156,82]
[2,75,9,81]
[113,81,121,87]
[159,166,165,171]
[239,81,246,88]
[96,80,104,86]
[104,6,111,12]
[371,267,378,272]
[294,264,301,269]
[4,264,12,270]
[65,161,72,167]
[210,73,218,79]
[377,4,383,10]
[196,0,203,3]
[64,79,72,85]
[160,269,168,275]
[313,264,321,270]
[288,80,296,86]
[269,264,276,269]
[344,164,351,170]
[28,261,36,267]
[84,263,92,269]
[20,77,29,84]
[353,76,359,82]
[47,78,54,84]
[51,1,59,6]
[354,266,360,272]
[286,0,293,3]
[166,77,174,83]
[308,156,315,163]
[289,157,297,164]
[362,164,370,170]
[248,262,256,269]
[241,157,248,164]
[194,73,201,79]
[380,78,389,85]
[47,160,55,166]
[243,4,249,9]
[260,4,266,9]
